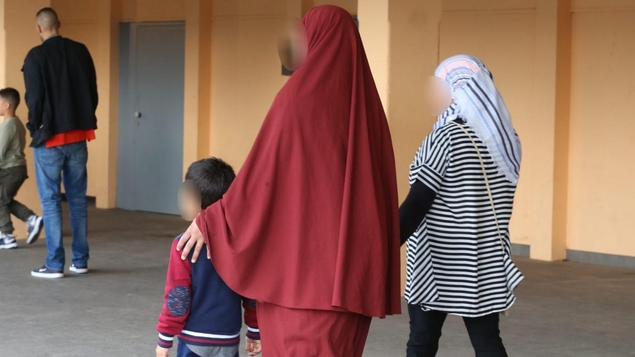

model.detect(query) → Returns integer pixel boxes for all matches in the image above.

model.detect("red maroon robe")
[197,5,401,321]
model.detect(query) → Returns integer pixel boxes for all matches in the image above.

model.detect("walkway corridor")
[0,207,633,356]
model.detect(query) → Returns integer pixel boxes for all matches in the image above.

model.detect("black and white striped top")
[404,121,523,317]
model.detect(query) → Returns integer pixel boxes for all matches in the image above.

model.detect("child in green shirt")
[0,88,43,249]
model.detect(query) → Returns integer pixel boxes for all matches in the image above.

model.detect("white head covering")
[433,54,522,183]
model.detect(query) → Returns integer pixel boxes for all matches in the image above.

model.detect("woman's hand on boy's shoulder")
[176,218,209,263]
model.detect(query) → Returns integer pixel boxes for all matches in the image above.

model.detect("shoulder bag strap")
[451,121,506,254]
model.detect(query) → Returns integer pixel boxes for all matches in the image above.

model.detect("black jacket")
[22,35,98,147]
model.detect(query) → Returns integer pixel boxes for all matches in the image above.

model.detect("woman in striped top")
[400,55,523,357]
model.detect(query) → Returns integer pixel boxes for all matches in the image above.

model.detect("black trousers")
[0,166,35,233]
[406,304,508,357]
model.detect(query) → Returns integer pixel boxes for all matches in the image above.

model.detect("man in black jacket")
[23,7,98,279]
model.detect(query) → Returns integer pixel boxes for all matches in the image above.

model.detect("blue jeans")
[33,142,89,271]
[176,344,197,357]
[176,343,239,357]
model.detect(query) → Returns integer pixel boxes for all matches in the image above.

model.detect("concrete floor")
[1,206,634,357]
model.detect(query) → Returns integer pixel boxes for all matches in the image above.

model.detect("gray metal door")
[117,23,185,215]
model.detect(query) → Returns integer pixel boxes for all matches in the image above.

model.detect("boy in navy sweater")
[156,158,261,357]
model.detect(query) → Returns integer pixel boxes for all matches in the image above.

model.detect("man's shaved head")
[36,7,59,31]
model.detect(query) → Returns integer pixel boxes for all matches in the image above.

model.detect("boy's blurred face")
[0,98,9,117]
[178,180,202,221]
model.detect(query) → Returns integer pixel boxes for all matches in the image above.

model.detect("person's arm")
[156,238,193,351]
[85,46,98,113]
[22,51,44,136]
[242,298,260,340]
[401,127,452,245]
[399,181,437,245]
[242,298,262,356]
[0,123,16,165]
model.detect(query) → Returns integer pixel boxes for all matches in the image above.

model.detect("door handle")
[134,111,142,118]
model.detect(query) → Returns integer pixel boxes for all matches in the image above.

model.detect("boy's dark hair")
[0,88,20,110]
[185,157,235,209]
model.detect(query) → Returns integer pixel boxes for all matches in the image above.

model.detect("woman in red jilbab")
[176,5,401,356]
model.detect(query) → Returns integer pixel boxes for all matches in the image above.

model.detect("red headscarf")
[197,5,401,317]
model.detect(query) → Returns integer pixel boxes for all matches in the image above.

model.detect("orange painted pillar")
[94,0,121,209]
[3,0,52,237]
[530,0,572,261]
[286,0,303,18]
[359,0,442,289]
[357,0,389,108]
[0,0,6,88]
[183,0,212,175]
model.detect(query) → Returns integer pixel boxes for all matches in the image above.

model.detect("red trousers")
[257,302,372,357]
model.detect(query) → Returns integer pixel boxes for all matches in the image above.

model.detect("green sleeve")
[0,122,15,164]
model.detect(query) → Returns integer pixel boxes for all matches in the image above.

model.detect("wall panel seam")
[61,20,98,25]
[572,7,635,13]
[442,8,536,15]
[211,14,286,20]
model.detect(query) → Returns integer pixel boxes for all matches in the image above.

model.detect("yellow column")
[183,0,212,175]
[287,0,303,18]
[359,0,442,289]
[3,0,51,238]
[301,0,313,14]
[94,0,121,209]
[357,0,389,108]
[530,0,571,261]
[359,0,442,198]
[387,0,442,199]
[0,0,5,88]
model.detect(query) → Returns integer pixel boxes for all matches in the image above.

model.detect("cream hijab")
[434,54,521,184]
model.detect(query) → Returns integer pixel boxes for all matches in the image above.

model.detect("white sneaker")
[31,265,64,279]
[26,215,44,245]
[69,264,88,274]
[0,234,18,249]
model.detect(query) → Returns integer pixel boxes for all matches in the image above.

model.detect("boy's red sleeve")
[156,238,192,349]
[242,298,260,340]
